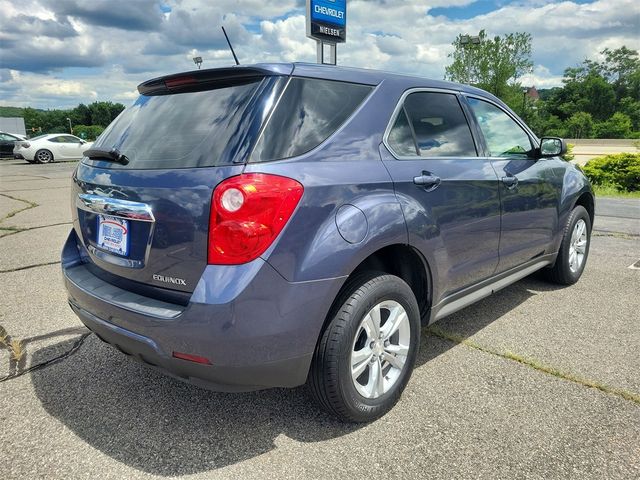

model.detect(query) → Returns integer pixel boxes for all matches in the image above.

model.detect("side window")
[48,136,62,143]
[251,78,372,162]
[387,92,477,158]
[62,136,80,143]
[467,98,533,157]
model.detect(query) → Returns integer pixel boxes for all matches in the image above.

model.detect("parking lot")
[1,158,638,479]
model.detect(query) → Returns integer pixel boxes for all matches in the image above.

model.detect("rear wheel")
[35,149,53,164]
[308,272,420,423]
[544,205,591,285]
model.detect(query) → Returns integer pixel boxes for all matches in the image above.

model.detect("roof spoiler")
[137,66,283,95]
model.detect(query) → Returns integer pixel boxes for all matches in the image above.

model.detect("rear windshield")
[251,78,372,162]
[86,79,262,169]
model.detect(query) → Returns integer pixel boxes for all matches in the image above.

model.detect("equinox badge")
[153,274,187,286]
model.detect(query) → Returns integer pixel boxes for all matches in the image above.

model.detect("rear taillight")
[208,173,304,265]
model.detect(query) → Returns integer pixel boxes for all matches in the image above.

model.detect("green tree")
[445,30,533,98]
[546,71,615,121]
[72,103,92,126]
[619,97,640,130]
[599,46,640,99]
[566,112,594,138]
[87,101,126,127]
[89,102,112,127]
[595,112,633,138]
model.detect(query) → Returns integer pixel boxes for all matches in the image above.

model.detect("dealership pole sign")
[306,0,347,64]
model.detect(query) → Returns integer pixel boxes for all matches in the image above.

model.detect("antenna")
[222,26,240,66]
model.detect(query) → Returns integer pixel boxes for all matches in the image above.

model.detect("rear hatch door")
[71,67,289,295]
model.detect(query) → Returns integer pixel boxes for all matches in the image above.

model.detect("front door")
[380,90,501,302]
[60,135,84,159]
[465,96,558,272]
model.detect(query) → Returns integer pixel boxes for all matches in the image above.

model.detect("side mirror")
[539,137,566,157]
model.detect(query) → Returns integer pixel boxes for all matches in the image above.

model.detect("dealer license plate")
[97,215,129,256]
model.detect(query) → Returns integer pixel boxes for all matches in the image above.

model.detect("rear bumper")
[62,230,345,391]
[69,300,312,391]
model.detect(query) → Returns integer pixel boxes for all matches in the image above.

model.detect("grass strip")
[426,325,640,405]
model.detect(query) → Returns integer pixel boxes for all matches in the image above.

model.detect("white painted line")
[628,260,640,270]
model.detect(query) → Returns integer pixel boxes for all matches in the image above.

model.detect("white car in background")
[14,134,93,164]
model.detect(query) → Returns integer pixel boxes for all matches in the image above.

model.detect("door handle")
[502,175,519,189]
[413,172,441,191]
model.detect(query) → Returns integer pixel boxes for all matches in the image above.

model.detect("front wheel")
[544,205,591,285]
[308,272,421,422]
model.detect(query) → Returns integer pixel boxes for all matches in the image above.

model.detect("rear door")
[464,96,559,272]
[72,73,284,294]
[380,90,501,301]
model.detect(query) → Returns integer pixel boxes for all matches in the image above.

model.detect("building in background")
[524,86,540,102]
[0,117,26,136]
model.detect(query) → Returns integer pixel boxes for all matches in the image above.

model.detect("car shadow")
[31,273,563,476]
[416,272,566,365]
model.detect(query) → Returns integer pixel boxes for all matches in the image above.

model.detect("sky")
[0,0,639,109]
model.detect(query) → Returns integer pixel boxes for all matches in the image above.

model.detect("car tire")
[35,149,54,164]
[308,272,421,423]
[543,205,591,285]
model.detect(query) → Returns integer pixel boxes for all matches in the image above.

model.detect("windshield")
[86,78,263,169]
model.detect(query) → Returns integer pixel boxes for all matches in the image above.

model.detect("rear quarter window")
[251,77,372,162]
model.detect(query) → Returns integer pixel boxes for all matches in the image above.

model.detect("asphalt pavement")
[0,159,638,479]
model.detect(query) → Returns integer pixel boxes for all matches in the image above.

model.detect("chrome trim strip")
[430,257,553,322]
[77,193,155,222]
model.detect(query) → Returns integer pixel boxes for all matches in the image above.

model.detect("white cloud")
[0,0,639,108]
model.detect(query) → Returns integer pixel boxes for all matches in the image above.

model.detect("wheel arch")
[573,190,595,228]
[322,244,433,333]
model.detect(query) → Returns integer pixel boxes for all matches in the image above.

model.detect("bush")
[583,153,640,191]
[561,143,575,162]
[73,124,105,141]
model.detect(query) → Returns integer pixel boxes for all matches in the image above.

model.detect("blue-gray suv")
[62,63,594,422]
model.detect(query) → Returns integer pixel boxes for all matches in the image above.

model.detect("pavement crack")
[593,231,638,239]
[0,260,61,273]
[0,222,72,239]
[0,186,70,193]
[0,323,91,383]
[426,326,640,406]
[0,192,38,223]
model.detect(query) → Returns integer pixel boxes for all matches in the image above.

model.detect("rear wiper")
[83,147,129,165]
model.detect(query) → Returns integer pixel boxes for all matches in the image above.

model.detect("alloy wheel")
[568,218,587,273]
[350,300,410,399]
[37,150,52,163]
